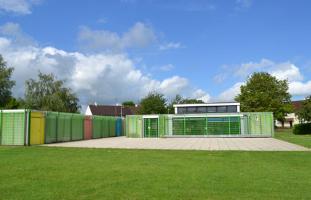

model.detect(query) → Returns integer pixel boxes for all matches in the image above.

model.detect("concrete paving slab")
[43,137,310,151]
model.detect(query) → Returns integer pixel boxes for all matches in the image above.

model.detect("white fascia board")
[173,102,240,108]
[1,109,27,113]
[173,113,244,118]
[142,115,159,118]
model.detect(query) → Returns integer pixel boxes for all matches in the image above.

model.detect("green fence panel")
[1,111,26,145]
[158,115,167,137]
[45,112,58,143]
[0,111,2,144]
[185,117,206,135]
[248,113,262,135]
[109,117,116,137]
[207,117,231,135]
[115,118,122,136]
[144,118,158,137]
[57,113,71,142]
[260,113,273,136]
[101,117,109,138]
[126,115,142,138]
[172,117,185,135]
[241,115,250,135]
[122,118,126,136]
[228,117,241,135]
[71,114,84,141]
[92,116,102,139]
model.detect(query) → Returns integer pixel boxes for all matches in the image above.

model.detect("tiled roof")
[89,105,139,116]
[292,100,303,112]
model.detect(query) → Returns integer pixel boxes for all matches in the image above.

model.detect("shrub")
[293,123,311,135]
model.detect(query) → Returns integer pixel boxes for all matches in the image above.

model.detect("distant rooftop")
[87,104,139,117]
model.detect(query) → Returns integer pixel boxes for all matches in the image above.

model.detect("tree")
[167,94,183,114]
[0,55,15,108]
[4,97,25,109]
[25,72,80,113]
[297,96,311,122]
[166,95,205,114]
[235,72,292,121]
[138,92,167,114]
[122,101,135,107]
[181,98,204,104]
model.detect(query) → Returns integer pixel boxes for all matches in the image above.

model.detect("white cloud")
[235,58,273,77]
[218,82,244,102]
[159,76,189,97]
[270,63,303,82]
[0,22,35,45]
[213,73,227,83]
[235,0,252,10]
[0,0,41,15]
[192,89,211,103]
[234,59,304,82]
[78,22,156,52]
[0,34,210,108]
[289,81,311,96]
[159,42,182,50]
[159,64,174,71]
[218,58,310,100]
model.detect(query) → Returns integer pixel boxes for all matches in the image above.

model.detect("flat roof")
[173,102,240,108]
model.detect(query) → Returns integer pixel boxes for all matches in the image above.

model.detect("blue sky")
[0,0,310,109]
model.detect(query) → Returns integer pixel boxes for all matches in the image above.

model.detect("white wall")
[85,106,93,115]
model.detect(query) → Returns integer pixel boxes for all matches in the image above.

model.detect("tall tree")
[0,55,15,108]
[138,92,167,114]
[166,95,205,114]
[5,97,25,109]
[122,101,135,107]
[297,96,311,122]
[25,72,80,113]
[181,98,204,104]
[167,94,184,114]
[235,72,292,121]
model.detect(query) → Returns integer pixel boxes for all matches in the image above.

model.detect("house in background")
[173,102,240,114]
[85,104,139,117]
[275,100,303,128]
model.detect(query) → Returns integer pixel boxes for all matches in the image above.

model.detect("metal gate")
[143,117,158,138]
[172,116,241,136]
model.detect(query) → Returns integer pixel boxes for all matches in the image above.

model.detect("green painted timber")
[57,113,71,142]
[71,114,84,141]
[45,112,58,143]
[92,116,102,139]
[1,111,26,145]
[102,117,109,138]
[126,115,142,138]
[109,117,116,137]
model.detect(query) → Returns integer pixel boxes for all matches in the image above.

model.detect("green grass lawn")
[1,147,311,200]
[275,128,311,148]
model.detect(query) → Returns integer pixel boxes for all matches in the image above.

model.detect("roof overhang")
[173,102,240,108]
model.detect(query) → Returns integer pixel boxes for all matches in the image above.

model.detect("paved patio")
[44,137,309,151]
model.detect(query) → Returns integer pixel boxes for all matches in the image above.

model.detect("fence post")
[25,110,30,146]
[0,110,2,145]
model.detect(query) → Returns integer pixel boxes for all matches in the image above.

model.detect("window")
[217,106,227,113]
[187,107,197,113]
[227,105,237,113]
[177,107,187,114]
[197,107,207,113]
[207,106,216,113]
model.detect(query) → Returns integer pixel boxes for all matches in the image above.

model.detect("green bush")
[293,123,311,135]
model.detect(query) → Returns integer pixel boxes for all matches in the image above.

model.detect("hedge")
[293,123,311,135]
